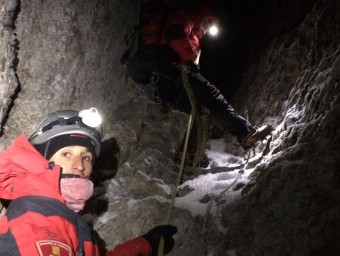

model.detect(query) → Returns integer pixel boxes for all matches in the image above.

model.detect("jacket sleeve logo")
[36,240,72,256]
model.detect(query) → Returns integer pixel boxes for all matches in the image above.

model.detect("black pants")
[155,64,254,140]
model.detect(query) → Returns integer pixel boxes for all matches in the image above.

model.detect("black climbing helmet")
[29,107,102,157]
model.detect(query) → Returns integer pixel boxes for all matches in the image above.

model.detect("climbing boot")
[239,124,274,150]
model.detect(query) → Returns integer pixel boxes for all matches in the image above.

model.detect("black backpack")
[121,1,170,85]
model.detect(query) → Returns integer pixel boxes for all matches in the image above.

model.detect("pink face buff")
[60,177,94,212]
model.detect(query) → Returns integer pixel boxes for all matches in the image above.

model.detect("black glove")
[142,225,178,255]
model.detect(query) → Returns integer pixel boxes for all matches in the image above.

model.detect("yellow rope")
[157,66,206,255]
[157,114,194,256]
[180,66,206,167]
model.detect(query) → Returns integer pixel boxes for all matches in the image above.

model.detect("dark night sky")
[197,0,316,99]
[199,0,252,99]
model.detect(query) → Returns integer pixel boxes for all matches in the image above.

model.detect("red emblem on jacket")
[36,240,72,256]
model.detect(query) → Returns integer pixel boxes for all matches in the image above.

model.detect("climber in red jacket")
[127,1,273,152]
[0,107,177,256]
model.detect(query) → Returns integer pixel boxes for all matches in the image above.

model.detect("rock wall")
[0,0,139,148]
[0,0,20,136]
[225,0,339,255]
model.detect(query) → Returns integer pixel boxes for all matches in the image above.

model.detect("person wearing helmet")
[0,107,177,255]
[127,1,273,157]
[158,7,273,149]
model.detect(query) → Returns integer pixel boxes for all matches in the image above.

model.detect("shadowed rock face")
[0,0,339,255]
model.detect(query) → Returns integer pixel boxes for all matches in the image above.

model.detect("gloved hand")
[142,225,178,255]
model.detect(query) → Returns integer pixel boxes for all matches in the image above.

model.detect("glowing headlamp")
[208,24,219,36]
[202,17,219,37]
[79,107,102,128]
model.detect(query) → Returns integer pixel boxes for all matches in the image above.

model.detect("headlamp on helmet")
[207,24,219,36]
[79,107,102,128]
[29,107,102,157]
[200,17,220,37]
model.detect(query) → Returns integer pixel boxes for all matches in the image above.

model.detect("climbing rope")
[157,114,194,256]
[157,66,207,255]
[157,66,211,255]
[180,65,208,167]
[155,65,209,167]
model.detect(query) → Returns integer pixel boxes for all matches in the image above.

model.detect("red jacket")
[0,135,152,256]
[139,10,206,64]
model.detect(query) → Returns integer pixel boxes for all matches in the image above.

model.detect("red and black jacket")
[139,10,203,64]
[0,135,151,256]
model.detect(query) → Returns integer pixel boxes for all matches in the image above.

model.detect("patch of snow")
[98,211,117,224]
[175,139,261,217]
[206,138,243,167]
[126,195,169,209]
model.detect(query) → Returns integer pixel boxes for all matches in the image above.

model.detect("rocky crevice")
[0,0,339,255]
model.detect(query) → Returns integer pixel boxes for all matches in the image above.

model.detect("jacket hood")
[0,135,64,202]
